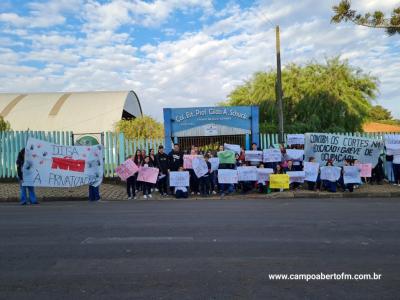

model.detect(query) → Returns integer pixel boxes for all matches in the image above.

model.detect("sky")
[0,0,399,121]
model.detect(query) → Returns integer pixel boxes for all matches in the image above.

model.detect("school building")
[163,106,259,152]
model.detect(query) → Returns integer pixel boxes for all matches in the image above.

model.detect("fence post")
[245,134,250,150]
[118,132,125,164]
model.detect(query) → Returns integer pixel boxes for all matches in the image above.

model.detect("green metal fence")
[1,131,396,179]
[0,131,164,179]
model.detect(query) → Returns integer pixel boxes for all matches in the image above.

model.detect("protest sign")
[257,168,274,183]
[183,155,201,169]
[209,157,219,171]
[356,163,372,177]
[137,167,159,184]
[286,149,304,161]
[263,149,282,162]
[169,171,190,187]
[320,166,341,182]
[384,134,400,156]
[237,166,258,181]
[286,171,306,183]
[192,157,208,178]
[217,150,235,164]
[115,159,139,181]
[245,150,263,162]
[304,133,384,167]
[287,134,305,145]
[269,174,289,189]
[224,143,241,154]
[218,169,238,184]
[343,166,361,184]
[22,137,103,187]
[304,162,319,182]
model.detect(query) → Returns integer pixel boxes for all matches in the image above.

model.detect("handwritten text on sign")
[304,133,383,167]
[115,159,139,181]
[263,149,282,162]
[237,166,257,181]
[137,167,159,184]
[23,137,103,187]
[169,171,190,187]
[269,174,289,189]
[245,151,263,162]
[218,169,238,184]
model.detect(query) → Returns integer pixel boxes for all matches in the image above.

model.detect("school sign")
[163,106,259,152]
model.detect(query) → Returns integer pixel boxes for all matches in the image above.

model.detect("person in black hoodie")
[168,143,183,171]
[16,148,38,205]
[155,145,169,196]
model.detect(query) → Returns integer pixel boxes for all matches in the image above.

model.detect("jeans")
[126,175,136,198]
[219,183,234,194]
[385,161,395,182]
[19,182,37,204]
[89,185,100,201]
[157,174,168,195]
[199,176,211,195]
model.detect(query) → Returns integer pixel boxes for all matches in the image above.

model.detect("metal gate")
[177,135,246,152]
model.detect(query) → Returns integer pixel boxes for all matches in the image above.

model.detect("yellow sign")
[269,174,289,189]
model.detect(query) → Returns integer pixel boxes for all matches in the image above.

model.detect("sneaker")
[155,188,159,192]
[143,195,147,199]
[212,191,217,195]
[191,192,194,195]
[197,192,201,195]
[134,196,137,200]
[128,197,132,200]
[148,194,152,198]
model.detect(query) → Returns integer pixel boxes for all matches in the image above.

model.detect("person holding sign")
[175,167,189,199]
[321,160,341,193]
[304,157,321,191]
[133,149,144,193]
[199,154,212,196]
[139,156,156,199]
[155,145,169,196]
[16,148,38,205]
[125,155,139,200]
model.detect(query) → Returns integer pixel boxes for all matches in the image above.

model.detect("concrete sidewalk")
[1,181,400,202]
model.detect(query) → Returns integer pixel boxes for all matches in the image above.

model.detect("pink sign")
[358,163,372,177]
[115,159,139,181]
[137,167,159,184]
[183,155,200,169]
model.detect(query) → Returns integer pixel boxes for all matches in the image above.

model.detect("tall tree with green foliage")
[0,116,11,131]
[115,116,164,140]
[331,1,400,35]
[222,58,378,133]
[368,105,392,121]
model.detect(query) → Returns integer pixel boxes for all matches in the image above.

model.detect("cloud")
[0,0,399,122]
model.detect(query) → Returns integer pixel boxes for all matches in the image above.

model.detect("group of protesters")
[122,141,400,199]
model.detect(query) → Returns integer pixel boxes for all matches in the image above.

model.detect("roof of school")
[0,91,142,133]
[362,122,400,133]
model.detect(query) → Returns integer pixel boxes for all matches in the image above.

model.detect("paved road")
[0,198,399,300]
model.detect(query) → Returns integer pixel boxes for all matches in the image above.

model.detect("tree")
[0,116,11,131]
[222,57,378,133]
[331,0,400,35]
[115,116,164,140]
[368,105,392,121]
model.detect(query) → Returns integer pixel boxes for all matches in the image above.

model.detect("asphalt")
[0,198,399,300]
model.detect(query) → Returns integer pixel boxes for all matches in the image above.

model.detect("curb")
[1,192,400,202]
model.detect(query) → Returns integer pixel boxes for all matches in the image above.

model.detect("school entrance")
[163,106,259,153]
[177,135,246,152]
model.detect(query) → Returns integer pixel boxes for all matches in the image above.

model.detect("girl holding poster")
[175,167,189,199]
[134,150,143,193]
[140,156,155,199]
[126,155,138,200]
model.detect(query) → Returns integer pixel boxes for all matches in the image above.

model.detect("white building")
[0,91,142,133]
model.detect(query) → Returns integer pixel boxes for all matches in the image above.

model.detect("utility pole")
[275,25,284,144]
